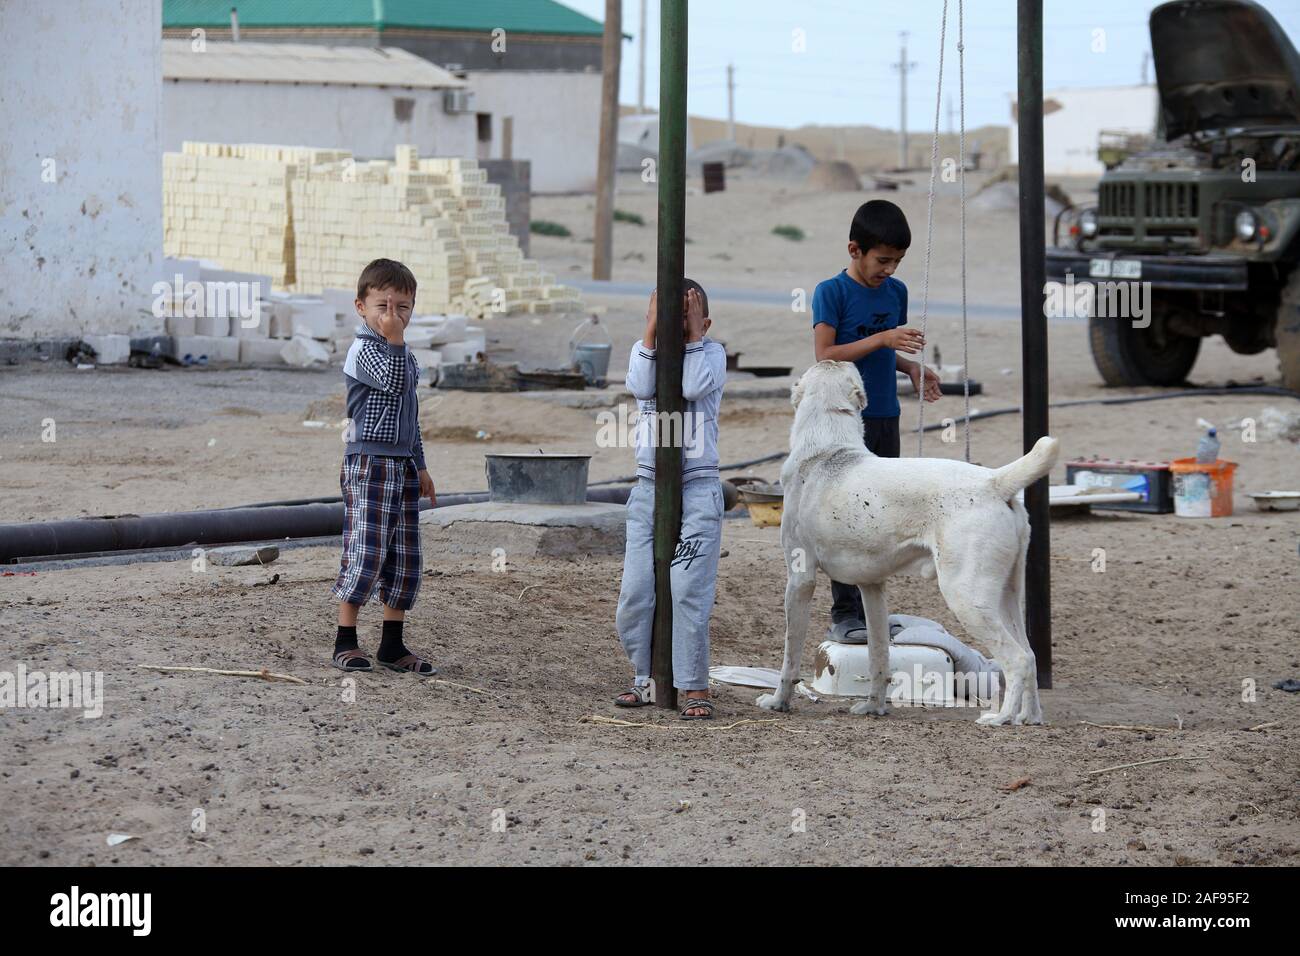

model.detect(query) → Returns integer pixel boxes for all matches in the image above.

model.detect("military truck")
[1047,0,1300,390]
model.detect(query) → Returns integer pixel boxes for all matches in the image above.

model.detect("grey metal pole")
[726,63,735,141]
[1017,0,1052,688]
[652,0,688,711]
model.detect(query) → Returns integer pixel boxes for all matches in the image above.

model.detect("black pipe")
[1,486,636,564]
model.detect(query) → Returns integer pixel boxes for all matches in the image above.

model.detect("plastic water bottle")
[1195,420,1219,464]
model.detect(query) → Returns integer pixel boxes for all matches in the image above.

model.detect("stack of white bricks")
[162,140,581,315]
[162,142,347,289]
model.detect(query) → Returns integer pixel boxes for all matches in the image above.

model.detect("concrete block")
[170,335,240,365]
[439,340,485,365]
[289,300,336,339]
[239,338,287,364]
[280,335,330,367]
[234,307,270,338]
[411,348,442,386]
[270,301,295,338]
[161,257,201,285]
[419,501,625,557]
[82,334,130,365]
[194,313,231,337]
[165,315,197,336]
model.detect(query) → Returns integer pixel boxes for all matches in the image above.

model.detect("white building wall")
[0,0,164,338]
[1010,85,1159,177]
[468,71,601,192]
[161,82,477,162]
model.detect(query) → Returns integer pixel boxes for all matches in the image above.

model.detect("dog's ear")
[849,380,866,411]
[791,377,804,408]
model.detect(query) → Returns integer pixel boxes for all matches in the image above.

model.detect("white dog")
[755,360,1059,726]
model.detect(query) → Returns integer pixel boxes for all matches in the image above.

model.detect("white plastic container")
[808,640,957,706]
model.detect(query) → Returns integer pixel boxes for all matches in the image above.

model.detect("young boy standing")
[613,282,728,719]
[812,200,941,643]
[330,258,438,675]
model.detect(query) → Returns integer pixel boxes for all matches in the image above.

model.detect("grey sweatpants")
[615,477,725,691]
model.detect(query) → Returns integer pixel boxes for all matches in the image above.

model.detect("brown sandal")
[332,648,373,672]
[378,654,437,677]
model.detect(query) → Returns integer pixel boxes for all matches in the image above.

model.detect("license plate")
[1089,258,1141,279]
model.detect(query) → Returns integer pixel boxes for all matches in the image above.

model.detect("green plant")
[530,220,572,237]
[614,209,645,226]
[772,224,805,241]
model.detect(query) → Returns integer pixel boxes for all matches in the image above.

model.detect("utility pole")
[653,0,688,711]
[893,32,917,169]
[1140,50,1150,85]
[947,94,955,135]
[593,0,622,280]
[638,0,647,112]
[1017,0,1052,689]
[726,62,735,141]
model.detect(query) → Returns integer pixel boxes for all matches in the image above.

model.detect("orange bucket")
[1169,458,1237,517]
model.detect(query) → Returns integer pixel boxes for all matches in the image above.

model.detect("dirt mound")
[805,160,862,192]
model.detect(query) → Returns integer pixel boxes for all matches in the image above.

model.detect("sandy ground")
[2,175,1298,866]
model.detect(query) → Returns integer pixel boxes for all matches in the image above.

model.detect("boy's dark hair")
[683,277,709,318]
[356,258,418,301]
[849,200,911,252]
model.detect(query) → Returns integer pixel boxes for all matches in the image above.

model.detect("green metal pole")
[652,0,687,710]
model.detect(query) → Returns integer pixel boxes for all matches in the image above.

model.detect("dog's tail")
[989,436,1060,499]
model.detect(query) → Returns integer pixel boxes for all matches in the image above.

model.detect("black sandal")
[614,684,653,707]
[680,697,714,721]
[332,648,373,672]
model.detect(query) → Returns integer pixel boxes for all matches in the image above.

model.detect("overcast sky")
[561,0,1300,131]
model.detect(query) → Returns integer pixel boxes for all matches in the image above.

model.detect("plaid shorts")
[331,454,422,610]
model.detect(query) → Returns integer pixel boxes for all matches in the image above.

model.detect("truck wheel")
[1276,270,1300,391]
[1088,309,1201,386]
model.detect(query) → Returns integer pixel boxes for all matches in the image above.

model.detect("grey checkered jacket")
[341,324,426,469]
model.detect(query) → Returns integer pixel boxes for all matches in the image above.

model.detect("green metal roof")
[163,0,605,36]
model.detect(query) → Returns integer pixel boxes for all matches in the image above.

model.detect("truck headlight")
[1079,208,1099,238]
[1234,209,1258,241]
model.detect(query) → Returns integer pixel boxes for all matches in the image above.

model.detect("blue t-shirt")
[811,270,908,419]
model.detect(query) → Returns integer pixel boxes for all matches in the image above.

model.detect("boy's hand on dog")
[418,468,436,505]
[881,327,925,354]
[379,292,405,345]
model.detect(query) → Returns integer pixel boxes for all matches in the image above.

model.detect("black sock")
[377,619,408,663]
[334,625,359,656]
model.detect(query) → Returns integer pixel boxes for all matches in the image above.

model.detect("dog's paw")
[756,693,789,713]
[850,700,890,717]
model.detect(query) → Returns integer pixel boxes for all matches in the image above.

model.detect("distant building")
[1009,84,1159,178]
[162,40,475,160]
[162,0,607,192]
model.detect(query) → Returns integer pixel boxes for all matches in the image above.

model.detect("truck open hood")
[1151,0,1300,139]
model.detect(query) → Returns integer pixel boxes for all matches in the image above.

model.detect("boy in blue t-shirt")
[811,199,941,643]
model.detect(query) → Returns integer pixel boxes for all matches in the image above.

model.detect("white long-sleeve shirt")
[625,335,726,483]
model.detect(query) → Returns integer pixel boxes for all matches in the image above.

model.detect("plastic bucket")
[1169,458,1237,518]
[484,453,591,505]
[571,342,612,387]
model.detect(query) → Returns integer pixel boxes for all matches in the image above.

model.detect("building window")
[477,113,493,142]
[393,97,414,122]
